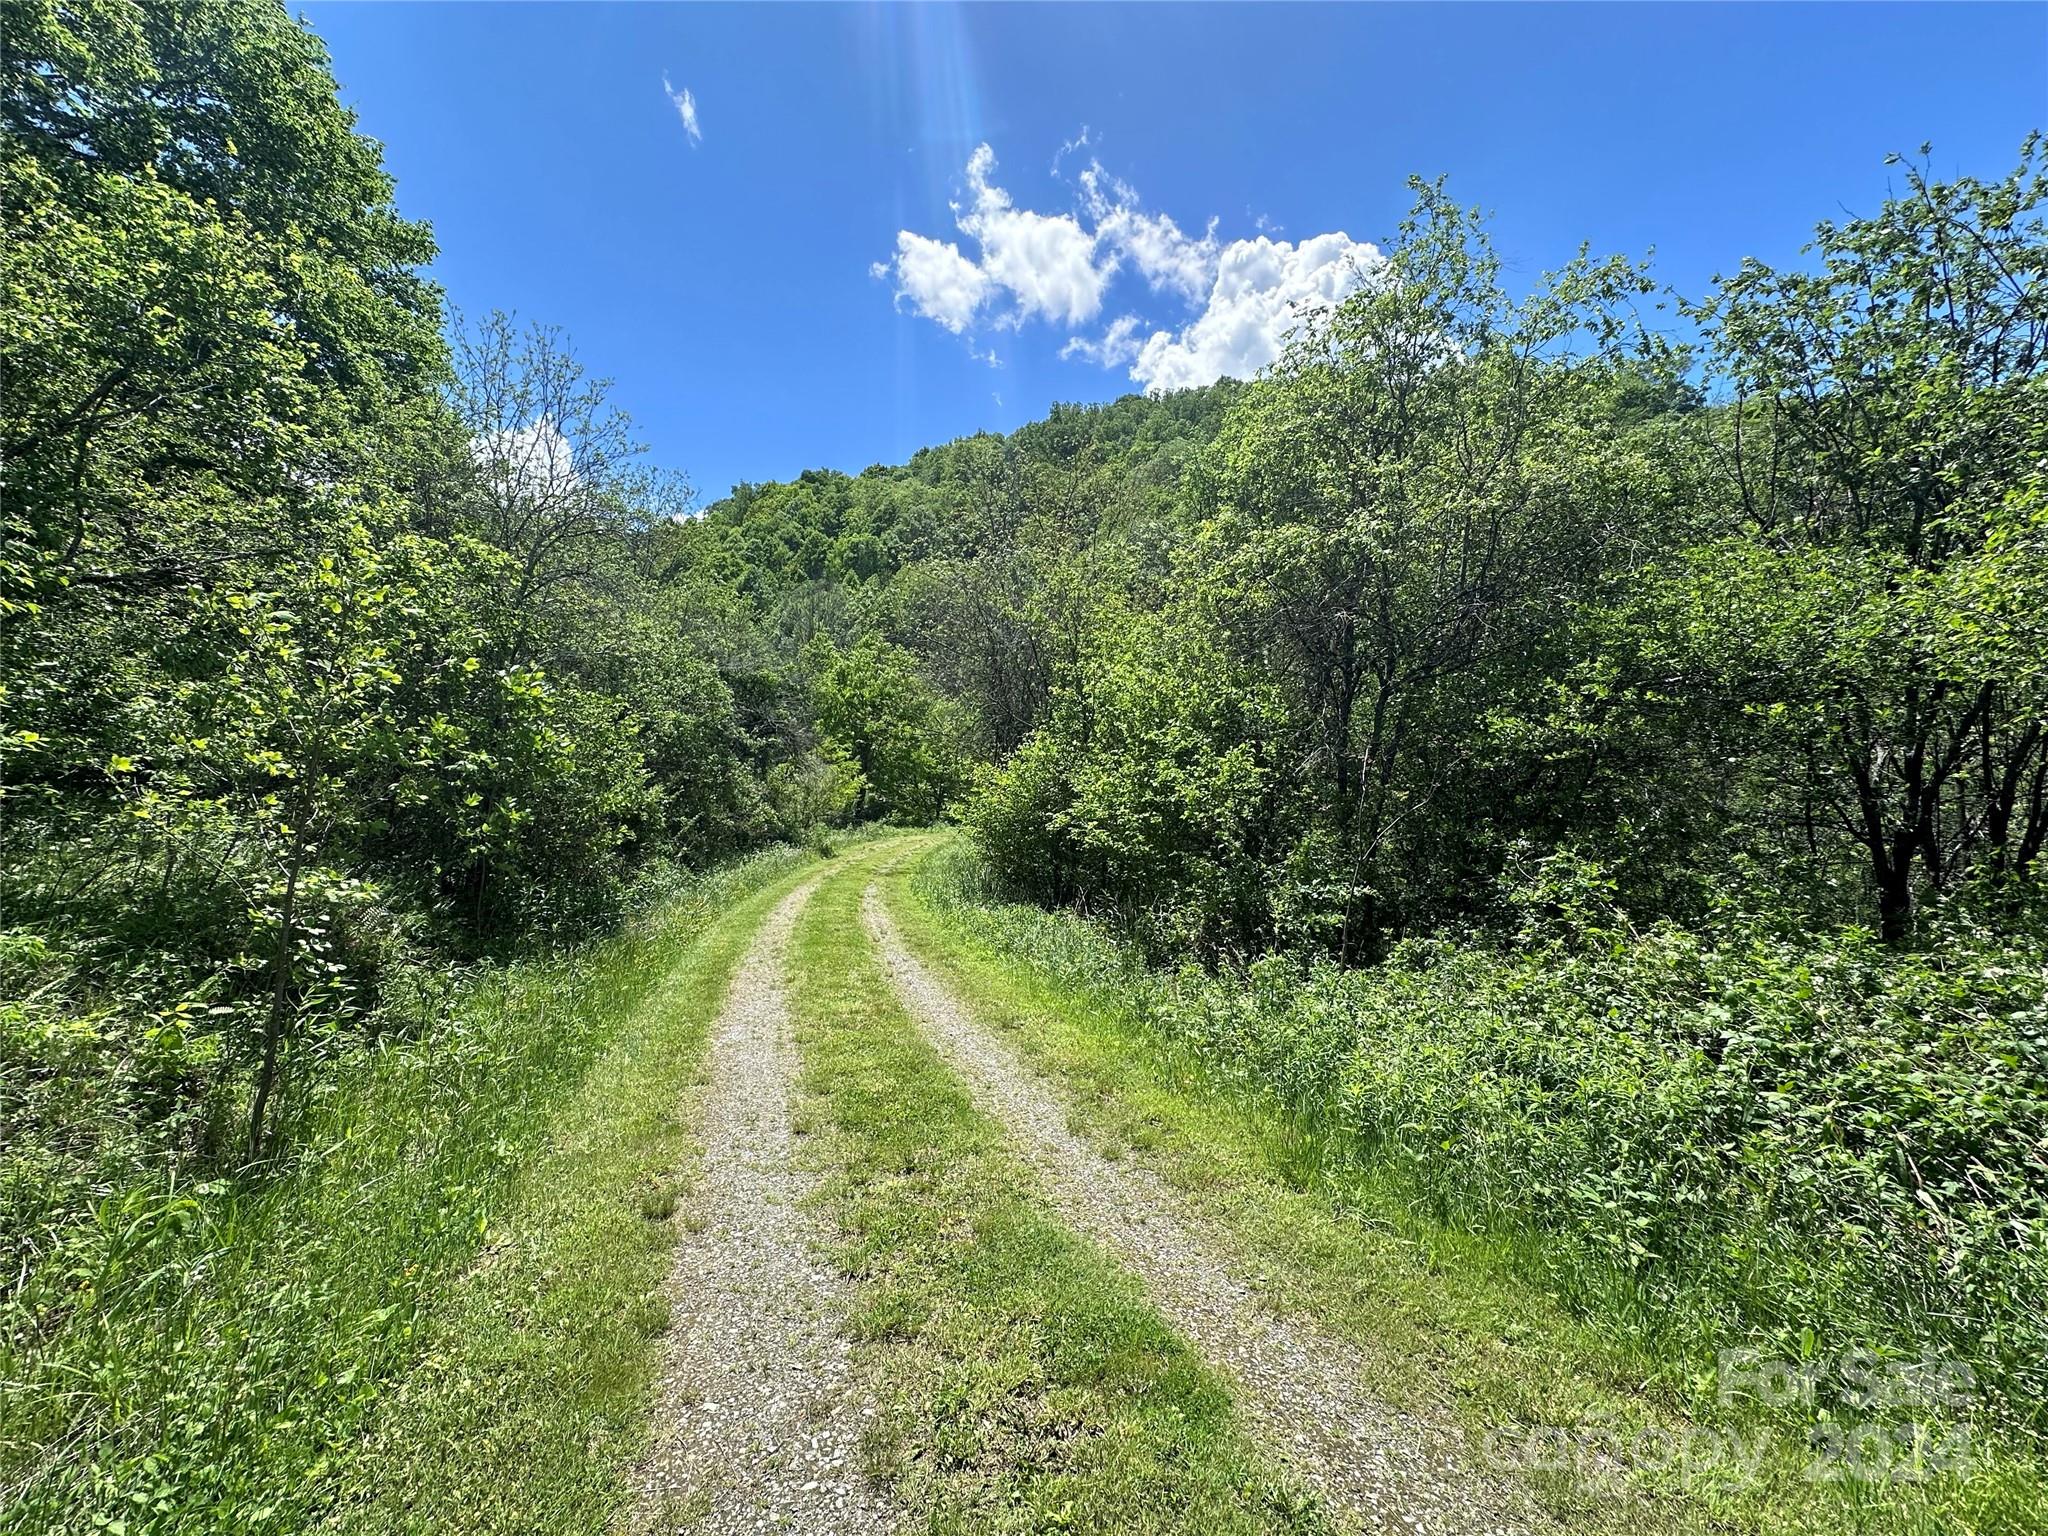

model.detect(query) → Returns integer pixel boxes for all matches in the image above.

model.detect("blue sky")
[302,2,2047,503]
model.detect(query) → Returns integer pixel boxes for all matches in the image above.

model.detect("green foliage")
[810,631,966,823]
[1676,139,2048,941]
[0,848,808,1536]
[0,0,813,1188]
[907,839,2048,1534]
[971,605,1296,951]
[5,8,2044,1522]
[936,149,2048,1459]
[916,843,2048,1427]
[763,751,863,839]
[973,155,2047,959]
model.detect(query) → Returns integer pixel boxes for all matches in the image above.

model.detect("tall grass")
[0,846,809,1536]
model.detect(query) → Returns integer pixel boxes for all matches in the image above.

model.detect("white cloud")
[873,144,1108,334]
[1129,232,1383,393]
[1061,314,1144,368]
[662,74,701,146]
[1050,124,1094,177]
[1079,163,1218,306]
[874,138,1383,393]
[1098,204,1218,307]
[957,145,1108,327]
[884,231,989,333]
[473,417,578,502]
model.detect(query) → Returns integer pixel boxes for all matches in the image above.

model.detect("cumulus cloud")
[662,73,701,146]
[882,231,989,332]
[1060,314,1144,368]
[873,144,1106,334]
[472,417,578,503]
[1079,163,1218,306]
[957,145,1108,327]
[875,139,1383,393]
[1130,232,1382,393]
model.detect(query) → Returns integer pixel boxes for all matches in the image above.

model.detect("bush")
[810,632,966,823]
[764,750,864,840]
[963,733,1072,894]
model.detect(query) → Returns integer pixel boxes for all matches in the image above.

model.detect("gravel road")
[862,885,1551,1536]
[628,881,897,1535]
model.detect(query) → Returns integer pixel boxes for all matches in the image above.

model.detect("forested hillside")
[3,3,2045,1533]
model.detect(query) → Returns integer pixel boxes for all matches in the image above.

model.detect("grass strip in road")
[787,845,1331,1536]
[324,846,831,1536]
[884,839,2048,1536]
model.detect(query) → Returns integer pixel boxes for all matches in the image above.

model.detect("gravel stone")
[628,881,897,1535]
[863,886,1553,1536]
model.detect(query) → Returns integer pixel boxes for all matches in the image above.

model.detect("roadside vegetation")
[328,850,836,1536]
[897,839,2046,1536]
[1,847,811,1536]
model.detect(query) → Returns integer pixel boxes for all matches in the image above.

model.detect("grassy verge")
[785,840,1329,1535]
[326,845,846,1535]
[1,843,817,1536]
[887,837,2046,1536]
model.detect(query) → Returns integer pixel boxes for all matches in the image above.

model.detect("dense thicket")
[971,170,2048,958]
[1,0,695,1214]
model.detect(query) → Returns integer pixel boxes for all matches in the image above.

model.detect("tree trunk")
[1876,852,1914,945]
[248,841,303,1159]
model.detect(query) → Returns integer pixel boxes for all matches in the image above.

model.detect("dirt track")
[629,879,897,1535]
[862,883,1550,1536]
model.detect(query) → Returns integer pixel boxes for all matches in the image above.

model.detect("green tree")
[1,0,445,842]
[1689,140,2048,939]
[810,633,963,823]
[1173,183,1659,951]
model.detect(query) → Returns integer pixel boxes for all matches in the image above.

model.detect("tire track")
[628,879,896,1535]
[861,884,1550,1536]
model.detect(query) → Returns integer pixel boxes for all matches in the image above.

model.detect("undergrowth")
[0,845,810,1536]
